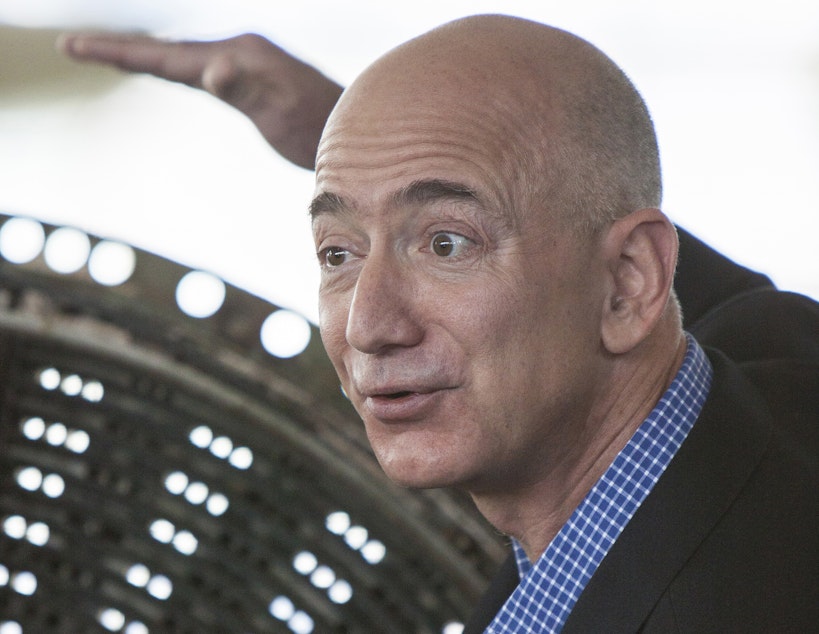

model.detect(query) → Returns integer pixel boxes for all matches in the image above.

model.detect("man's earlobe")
[600,209,678,355]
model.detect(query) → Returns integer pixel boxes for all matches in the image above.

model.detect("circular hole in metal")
[260,309,311,358]
[175,270,225,318]
[88,240,136,286]
[0,217,45,264]
[43,227,91,274]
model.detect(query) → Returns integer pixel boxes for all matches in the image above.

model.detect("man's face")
[312,92,608,496]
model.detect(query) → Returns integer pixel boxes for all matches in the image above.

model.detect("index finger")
[58,33,215,88]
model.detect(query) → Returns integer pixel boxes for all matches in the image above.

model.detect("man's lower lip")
[364,391,443,421]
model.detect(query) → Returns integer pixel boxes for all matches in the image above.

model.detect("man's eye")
[430,232,470,257]
[322,247,350,267]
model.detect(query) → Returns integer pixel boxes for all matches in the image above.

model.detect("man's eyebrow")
[308,179,481,220]
[392,179,480,207]
[309,191,347,219]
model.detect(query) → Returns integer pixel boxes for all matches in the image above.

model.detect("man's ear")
[600,208,678,355]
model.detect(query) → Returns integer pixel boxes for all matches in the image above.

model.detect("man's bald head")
[318,14,661,234]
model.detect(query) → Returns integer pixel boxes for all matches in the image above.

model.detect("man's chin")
[378,456,485,493]
[377,457,463,491]
[366,423,478,490]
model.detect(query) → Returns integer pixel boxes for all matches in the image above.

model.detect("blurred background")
[0,4,817,632]
[1,0,818,323]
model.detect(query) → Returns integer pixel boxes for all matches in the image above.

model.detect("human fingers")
[57,33,212,88]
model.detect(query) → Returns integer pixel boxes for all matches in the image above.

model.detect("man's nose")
[345,253,424,354]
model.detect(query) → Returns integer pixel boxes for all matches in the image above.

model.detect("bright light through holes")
[184,481,209,505]
[61,374,83,396]
[11,571,37,596]
[293,552,353,605]
[42,473,66,498]
[37,368,104,402]
[147,575,173,600]
[66,429,91,453]
[43,227,91,274]
[344,526,368,550]
[288,611,315,634]
[189,425,253,470]
[0,216,45,264]
[45,422,67,445]
[26,521,51,546]
[269,596,295,620]
[22,417,90,454]
[15,466,42,491]
[326,511,387,564]
[98,608,125,632]
[149,519,175,544]
[15,467,64,499]
[164,471,189,495]
[228,446,253,469]
[21,417,45,440]
[126,564,151,587]
[188,425,213,448]
[172,530,198,556]
[175,270,225,318]
[2,515,50,547]
[206,493,229,517]
[269,596,314,634]
[2,516,26,540]
[260,309,311,358]
[310,566,335,589]
[38,368,60,390]
[99,609,149,634]
[325,511,351,535]
[124,562,173,600]
[88,240,136,286]
[44,422,67,446]
[0,621,23,634]
[164,470,229,516]
[210,435,232,459]
[293,551,317,575]
[360,540,387,565]
[61,427,88,451]
[149,519,198,555]
[82,380,105,402]
[328,580,353,605]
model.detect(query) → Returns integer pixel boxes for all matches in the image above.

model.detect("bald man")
[63,16,817,631]
[312,15,817,632]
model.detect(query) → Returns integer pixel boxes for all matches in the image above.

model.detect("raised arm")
[58,32,343,169]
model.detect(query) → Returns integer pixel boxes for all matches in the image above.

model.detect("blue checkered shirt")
[486,334,712,633]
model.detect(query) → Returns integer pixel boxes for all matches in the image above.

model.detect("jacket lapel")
[562,350,772,632]
[462,554,519,634]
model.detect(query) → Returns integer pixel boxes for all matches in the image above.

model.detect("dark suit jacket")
[464,228,819,632]
[465,350,818,633]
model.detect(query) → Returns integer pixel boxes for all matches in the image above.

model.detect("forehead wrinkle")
[316,86,536,231]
